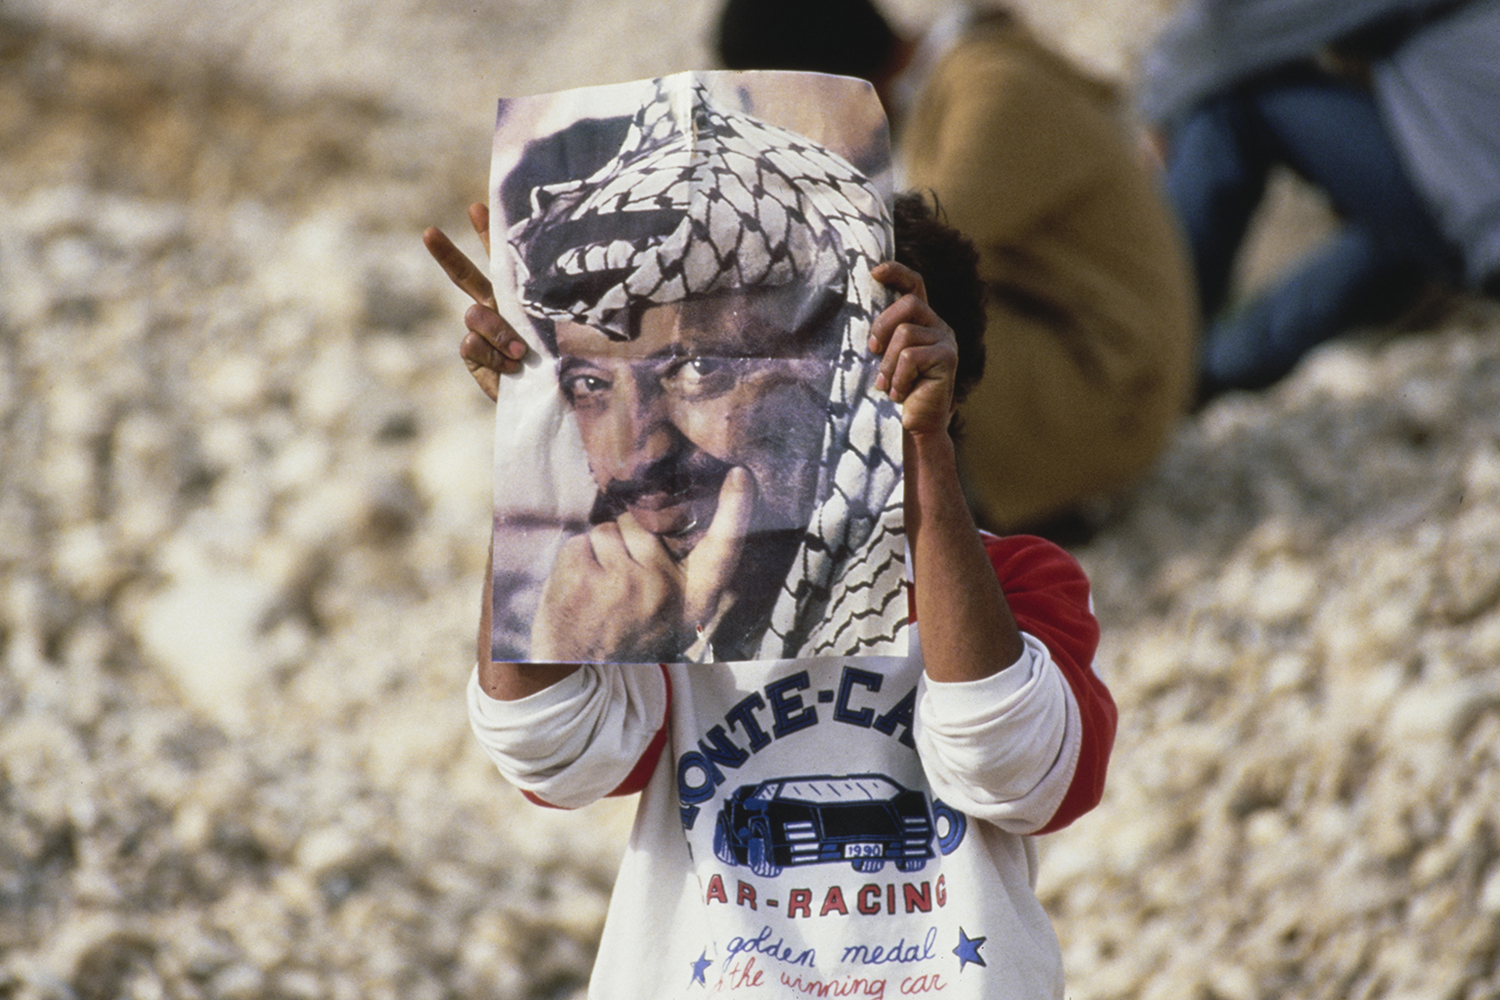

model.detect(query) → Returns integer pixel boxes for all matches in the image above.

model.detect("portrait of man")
[486,72,906,664]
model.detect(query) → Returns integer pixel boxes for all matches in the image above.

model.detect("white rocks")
[4,4,1500,1000]
[1041,309,1500,999]
[131,570,282,733]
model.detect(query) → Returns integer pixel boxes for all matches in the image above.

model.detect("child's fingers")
[468,202,492,256]
[458,305,530,401]
[464,304,528,359]
[872,260,929,303]
[876,320,943,388]
[869,261,942,357]
[884,342,952,401]
[869,294,942,358]
[423,226,496,308]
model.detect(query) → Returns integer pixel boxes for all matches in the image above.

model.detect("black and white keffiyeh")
[506,74,909,661]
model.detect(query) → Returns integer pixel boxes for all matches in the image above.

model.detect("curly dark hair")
[891,190,987,409]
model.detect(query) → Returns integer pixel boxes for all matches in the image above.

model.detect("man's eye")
[683,357,726,380]
[561,372,610,402]
[664,356,734,396]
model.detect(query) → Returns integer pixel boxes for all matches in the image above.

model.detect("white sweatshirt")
[470,534,1115,999]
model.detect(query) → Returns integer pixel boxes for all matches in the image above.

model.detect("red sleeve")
[606,664,673,798]
[521,664,673,809]
[986,534,1115,833]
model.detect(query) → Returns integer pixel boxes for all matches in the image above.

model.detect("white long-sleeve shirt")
[470,533,1114,999]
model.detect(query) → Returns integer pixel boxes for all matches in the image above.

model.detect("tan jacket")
[902,15,1198,529]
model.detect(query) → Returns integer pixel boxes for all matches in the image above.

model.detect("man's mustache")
[589,449,736,526]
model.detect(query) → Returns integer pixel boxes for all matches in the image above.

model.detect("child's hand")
[422,202,529,402]
[868,261,959,437]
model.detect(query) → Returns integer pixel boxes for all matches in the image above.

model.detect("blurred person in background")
[716,0,1199,538]
[1139,0,1500,399]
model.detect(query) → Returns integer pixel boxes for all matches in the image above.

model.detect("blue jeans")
[1165,67,1455,394]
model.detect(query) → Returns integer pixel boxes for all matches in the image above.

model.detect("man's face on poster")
[553,284,840,564]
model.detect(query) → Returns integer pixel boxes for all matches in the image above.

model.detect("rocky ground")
[2,2,1498,999]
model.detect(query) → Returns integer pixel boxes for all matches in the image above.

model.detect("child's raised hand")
[422,202,528,402]
[868,261,959,436]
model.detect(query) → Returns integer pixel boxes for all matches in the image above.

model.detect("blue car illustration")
[712,774,938,877]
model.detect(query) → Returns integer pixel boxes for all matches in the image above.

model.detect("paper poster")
[486,70,907,664]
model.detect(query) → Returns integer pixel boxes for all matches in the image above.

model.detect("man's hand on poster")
[868,261,958,436]
[422,202,529,402]
[531,468,757,662]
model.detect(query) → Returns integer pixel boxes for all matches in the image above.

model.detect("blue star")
[953,928,987,971]
[690,950,713,986]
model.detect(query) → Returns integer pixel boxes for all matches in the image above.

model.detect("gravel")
[2,2,1498,998]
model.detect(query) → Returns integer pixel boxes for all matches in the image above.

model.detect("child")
[424,89,1115,996]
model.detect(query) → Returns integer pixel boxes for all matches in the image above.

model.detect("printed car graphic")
[712,773,952,877]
